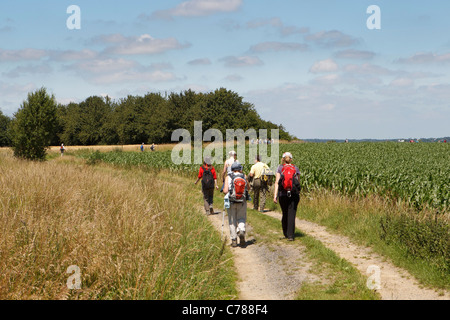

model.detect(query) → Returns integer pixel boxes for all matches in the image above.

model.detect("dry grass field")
[0,150,236,299]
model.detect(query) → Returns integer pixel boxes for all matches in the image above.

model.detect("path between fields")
[207,206,449,300]
[205,207,320,300]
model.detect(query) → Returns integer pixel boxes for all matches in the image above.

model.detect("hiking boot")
[239,233,246,248]
[231,239,238,248]
[210,207,214,215]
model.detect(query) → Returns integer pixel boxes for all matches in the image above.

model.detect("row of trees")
[0,87,293,160]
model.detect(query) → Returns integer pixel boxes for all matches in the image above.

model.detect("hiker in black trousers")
[273,152,301,241]
[195,156,219,215]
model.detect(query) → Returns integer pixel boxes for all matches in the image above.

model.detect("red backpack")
[229,173,247,203]
[280,164,300,193]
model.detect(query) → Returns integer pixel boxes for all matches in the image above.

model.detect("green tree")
[142,93,170,144]
[77,96,112,145]
[11,88,58,160]
[58,96,113,146]
[0,110,11,147]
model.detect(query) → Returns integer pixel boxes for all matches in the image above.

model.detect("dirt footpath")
[206,209,319,300]
[207,205,449,300]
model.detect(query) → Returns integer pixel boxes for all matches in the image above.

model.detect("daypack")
[279,164,300,195]
[201,166,215,190]
[261,166,275,186]
[229,173,247,203]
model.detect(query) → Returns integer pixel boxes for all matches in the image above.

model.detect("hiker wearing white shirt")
[221,151,237,191]
[223,161,248,248]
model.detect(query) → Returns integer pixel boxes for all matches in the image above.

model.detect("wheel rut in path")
[262,210,449,300]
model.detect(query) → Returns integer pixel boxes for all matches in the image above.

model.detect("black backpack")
[201,166,215,189]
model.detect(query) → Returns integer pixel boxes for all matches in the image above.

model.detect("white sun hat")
[282,152,293,159]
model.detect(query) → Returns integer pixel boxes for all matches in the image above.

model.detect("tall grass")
[297,190,449,290]
[0,152,236,299]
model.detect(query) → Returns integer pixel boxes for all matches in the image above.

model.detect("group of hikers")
[60,141,300,248]
[141,143,156,152]
[59,143,156,156]
[250,138,275,145]
[195,150,301,248]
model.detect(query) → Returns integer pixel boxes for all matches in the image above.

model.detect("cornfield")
[280,142,449,213]
[80,142,449,213]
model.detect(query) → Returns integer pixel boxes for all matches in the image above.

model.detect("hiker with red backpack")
[195,156,219,215]
[60,143,66,157]
[223,161,248,248]
[273,152,301,241]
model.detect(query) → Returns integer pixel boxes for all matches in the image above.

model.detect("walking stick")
[221,206,225,240]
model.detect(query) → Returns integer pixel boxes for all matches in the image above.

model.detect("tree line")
[0,87,292,160]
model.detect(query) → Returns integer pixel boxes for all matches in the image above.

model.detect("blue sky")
[1,0,449,139]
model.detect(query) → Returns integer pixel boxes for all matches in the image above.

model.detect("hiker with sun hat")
[273,152,301,241]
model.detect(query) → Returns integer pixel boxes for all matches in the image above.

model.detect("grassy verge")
[0,152,237,299]
[297,191,449,291]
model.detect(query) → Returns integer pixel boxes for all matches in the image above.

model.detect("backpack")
[279,164,300,194]
[261,166,275,186]
[201,166,215,190]
[229,173,247,203]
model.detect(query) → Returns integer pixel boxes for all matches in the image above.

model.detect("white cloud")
[224,74,243,82]
[0,81,35,98]
[0,81,36,115]
[220,55,264,67]
[311,73,340,85]
[188,58,212,65]
[309,59,339,74]
[246,17,283,29]
[319,103,336,111]
[0,48,48,61]
[334,49,375,60]
[342,63,394,76]
[3,63,52,78]
[390,77,414,87]
[306,30,360,48]
[245,17,309,36]
[66,58,179,85]
[99,34,191,55]
[151,0,243,19]
[249,41,308,53]
[68,58,138,75]
[92,70,178,85]
[396,52,450,64]
[50,49,98,61]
